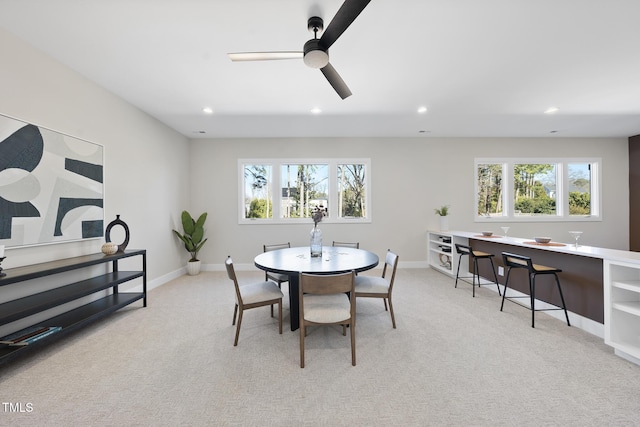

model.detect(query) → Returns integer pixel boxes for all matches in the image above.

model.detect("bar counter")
[432,231,640,325]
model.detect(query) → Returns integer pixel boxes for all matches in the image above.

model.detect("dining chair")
[332,241,360,249]
[354,249,399,328]
[263,242,291,288]
[299,271,356,368]
[225,256,284,346]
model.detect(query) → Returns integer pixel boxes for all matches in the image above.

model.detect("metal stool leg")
[554,273,571,326]
[488,257,502,296]
[500,267,511,311]
[455,253,465,288]
[530,274,536,328]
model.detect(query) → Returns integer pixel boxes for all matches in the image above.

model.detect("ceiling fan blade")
[320,63,352,99]
[320,0,371,49]
[227,51,302,61]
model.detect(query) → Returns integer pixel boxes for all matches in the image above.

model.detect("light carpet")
[2,268,640,426]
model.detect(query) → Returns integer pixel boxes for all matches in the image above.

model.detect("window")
[240,159,370,224]
[475,158,600,221]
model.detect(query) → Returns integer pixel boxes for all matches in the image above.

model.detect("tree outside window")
[338,163,366,218]
[244,164,272,219]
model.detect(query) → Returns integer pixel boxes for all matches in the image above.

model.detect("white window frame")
[475,157,602,222]
[238,158,372,224]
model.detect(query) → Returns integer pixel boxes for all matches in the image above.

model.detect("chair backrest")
[332,241,360,249]
[225,256,243,303]
[455,243,472,255]
[264,242,290,252]
[382,250,399,290]
[299,271,355,295]
[502,252,533,272]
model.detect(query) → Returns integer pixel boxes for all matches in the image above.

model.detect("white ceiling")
[1,0,640,139]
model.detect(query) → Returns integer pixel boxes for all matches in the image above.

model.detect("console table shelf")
[0,250,146,366]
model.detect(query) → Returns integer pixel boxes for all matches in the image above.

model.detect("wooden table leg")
[288,274,299,331]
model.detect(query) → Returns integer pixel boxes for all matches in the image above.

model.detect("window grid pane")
[243,164,272,219]
[513,163,557,216]
[338,163,367,219]
[280,164,329,219]
[477,163,504,217]
[568,163,591,216]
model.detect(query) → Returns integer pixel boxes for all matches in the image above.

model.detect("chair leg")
[350,318,356,366]
[530,274,536,328]
[488,258,502,296]
[554,273,571,326]
[234,308,243,346]
[300,323,305,368]
[278,300,283,334]
[232,303,238,325]
[388,296,396,329]
[383,298,388,311]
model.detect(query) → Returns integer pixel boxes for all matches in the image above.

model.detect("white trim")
[238,158,371,225]
[475,157,602,222]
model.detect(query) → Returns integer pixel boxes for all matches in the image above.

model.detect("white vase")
[187,260,201,275]
[439,216,449,231]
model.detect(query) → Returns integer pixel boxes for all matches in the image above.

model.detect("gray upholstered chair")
[225,256,283,346]
[354,249,399,328]
[299,271,356,368]
[263,242,291,288]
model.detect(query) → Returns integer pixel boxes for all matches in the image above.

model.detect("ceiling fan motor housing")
[303,39,329,68]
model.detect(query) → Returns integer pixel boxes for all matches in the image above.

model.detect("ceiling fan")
[227,0,372,99]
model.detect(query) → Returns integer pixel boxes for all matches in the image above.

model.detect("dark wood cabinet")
[0,250,146,366]
[630,135,640,252]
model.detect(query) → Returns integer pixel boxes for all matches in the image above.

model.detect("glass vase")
[310,225,322,257]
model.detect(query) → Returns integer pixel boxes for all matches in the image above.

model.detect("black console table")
[0,250,146,366]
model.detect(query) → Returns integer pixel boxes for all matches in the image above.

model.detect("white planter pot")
[187,260,201,276]
[439,216,449,231]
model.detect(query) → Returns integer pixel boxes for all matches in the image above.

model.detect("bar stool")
[454,244,501,297]
[501,252,571,328]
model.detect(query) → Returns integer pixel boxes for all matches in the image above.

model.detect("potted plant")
[173,210,208,275]
[434,205,450,231]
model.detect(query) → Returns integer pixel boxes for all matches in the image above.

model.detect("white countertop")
[442,230,640,265]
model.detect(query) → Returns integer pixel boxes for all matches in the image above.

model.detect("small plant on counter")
[434,205,450,216]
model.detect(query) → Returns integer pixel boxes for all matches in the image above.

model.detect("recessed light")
[417,106,428,114]
[311,107,322,114]
[544,107,559,114]
[202,107,214,114]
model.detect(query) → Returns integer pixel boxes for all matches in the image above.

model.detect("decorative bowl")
[534,237,552,244]
[481,231,493,236]
[101,242,118,255]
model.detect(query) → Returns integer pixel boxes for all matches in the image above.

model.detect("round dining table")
[254,246,379,331]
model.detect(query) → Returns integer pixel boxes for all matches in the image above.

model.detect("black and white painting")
[0,114,104,247]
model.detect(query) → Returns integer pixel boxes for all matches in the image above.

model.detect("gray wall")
[0,28,190,285]
[191,137,629,268]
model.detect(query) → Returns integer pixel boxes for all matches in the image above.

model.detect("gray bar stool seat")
[454,243,501,297]
[501,252,571,328]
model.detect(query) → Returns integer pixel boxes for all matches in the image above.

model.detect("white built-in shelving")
[604,259,640,364]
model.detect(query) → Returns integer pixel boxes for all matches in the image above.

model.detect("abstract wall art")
[0,114,104,247]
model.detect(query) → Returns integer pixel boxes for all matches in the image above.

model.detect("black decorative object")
[105,215,130,253]
[0,257,5,278]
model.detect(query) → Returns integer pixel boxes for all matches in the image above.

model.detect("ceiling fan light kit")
[228,0,372,99]
[303,39,329,68]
